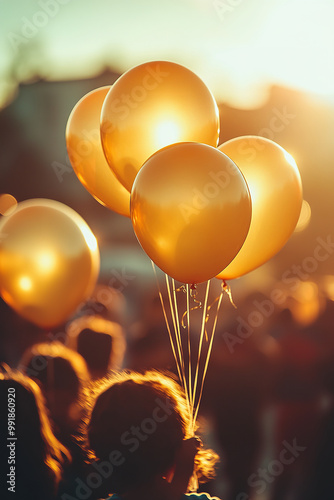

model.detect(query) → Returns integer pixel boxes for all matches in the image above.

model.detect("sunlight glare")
[18,276,32,292]
[294,200,311,233]
[80,224,98,252]
[155,120,181,151]
[37,251,56,273]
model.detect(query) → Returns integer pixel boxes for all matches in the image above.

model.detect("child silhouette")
[84,370,220,500]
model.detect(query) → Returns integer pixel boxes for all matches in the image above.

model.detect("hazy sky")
[1,0,334,107]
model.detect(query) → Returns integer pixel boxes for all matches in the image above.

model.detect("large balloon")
[216,136,303,280]
[0,199,100,329]
[66,86,130,217]
[101,61,220,192]
[131,142,251,284]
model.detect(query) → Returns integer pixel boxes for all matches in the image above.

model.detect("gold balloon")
[0,199,100,329]
[216,136,303,280]
[66,86,130,217]
[101,61,220,192]
[131,142,251,284]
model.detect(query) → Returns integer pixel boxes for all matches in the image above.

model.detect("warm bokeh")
[1,2,334,499]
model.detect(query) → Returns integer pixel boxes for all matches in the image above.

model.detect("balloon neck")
[190,283,197,291]
[221,280,237,309]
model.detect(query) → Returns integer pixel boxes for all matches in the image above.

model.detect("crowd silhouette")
[1,284,334,500]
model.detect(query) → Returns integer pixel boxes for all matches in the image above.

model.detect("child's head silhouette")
[84,370,218,497]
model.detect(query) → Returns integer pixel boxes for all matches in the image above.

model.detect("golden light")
[283,151,298,170]
[36,251,56,273]
[202,1,334,106]
[290,281,321,326]
[66,87,130,217]
[322,275,334,301]
[156,235,171,251]
[217,137,303,280]
[154,119,181,151]
[248,180,261,206]
[294,200,311,233]
[131,142,251,284]
[101,61,220,192]
[18,276,33,292]
[293,281,317,303]
[80,223,98,252]
[253,1,334,98]
[0,199,100,329]
[0,194,17,216]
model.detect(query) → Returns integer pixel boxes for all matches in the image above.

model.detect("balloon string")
[181,286,202,328]
[203,293,220,341]
[150,265,225,440]
[165,275,186,382]
[151,262,183,384]
[186,283,198,492]
[172,278,183,358]
[186,284,193,428]
[191,279,210,414]
[165,275,191,417]
[181,305,201,329]
[190,286,203,308]
[172,278,194,429]
[174,285,190,329]
[206,294,220,313]
[222,280,237,309]
[193,289,223,424]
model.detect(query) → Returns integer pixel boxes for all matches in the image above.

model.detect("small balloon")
[0,199,100,329]
[66,86,130,217]
[216,136,303,280]
[131,142,251,284]
[101,61,220,192]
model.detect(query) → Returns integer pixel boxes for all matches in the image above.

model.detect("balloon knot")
[221,281,237,309]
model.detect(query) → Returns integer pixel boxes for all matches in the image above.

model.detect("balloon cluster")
[66,60,302,285]
[0,61,302,339]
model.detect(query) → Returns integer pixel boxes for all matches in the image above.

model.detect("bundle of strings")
[152,262,235,490]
